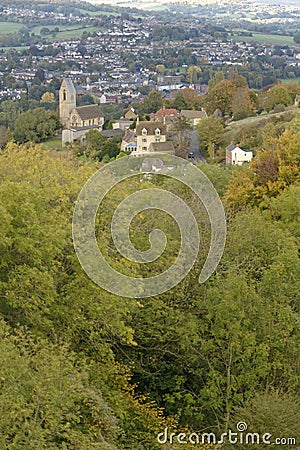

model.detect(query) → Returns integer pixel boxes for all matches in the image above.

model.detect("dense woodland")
[0,0,300,447]
[0,108,299,447]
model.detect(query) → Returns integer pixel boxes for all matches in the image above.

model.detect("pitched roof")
[124,108,137,119]
[101,129,124,138]
[74,105,104,120]
[148,141,175,153]
[136,121,166,136]
[226,144,252,153]
[123,129,135,143]
[150,108,179,118]
[181,109,207,119]
[69,125,102,132]
[226,143,236,151]
[63,78,76,94]
[115,119,133,125]
[214,108,223,117]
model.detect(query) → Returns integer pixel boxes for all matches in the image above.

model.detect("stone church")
[59,78,105,146]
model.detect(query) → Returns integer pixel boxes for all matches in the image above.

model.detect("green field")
[226,106,300,132]
[0,21,24,34]
[77,8,119,16]
[41,137,62,151]
[233,32,294,46]
[30,24,81,35]
[55,26,99,40]
[77,7,143,18]
[30,24,100,40]
[280,77,300,84]
[0,46,29,51]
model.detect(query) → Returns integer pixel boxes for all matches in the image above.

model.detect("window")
[155,128,161,135]
[142,128,147,136]
[155,138,160,142]
[142,146,147,151]
[142,138,147,143]
[63,90,66,101]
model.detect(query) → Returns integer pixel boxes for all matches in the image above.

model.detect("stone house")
[181,109,207,127]
[134,121,167,155]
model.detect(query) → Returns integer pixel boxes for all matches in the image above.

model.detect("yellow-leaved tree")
[224,127,300,211]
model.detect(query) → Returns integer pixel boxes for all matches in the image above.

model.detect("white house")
[226,143,253,165]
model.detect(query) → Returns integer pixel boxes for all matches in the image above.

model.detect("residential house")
[148,141,175,154]
[150,107,179,132]
[181,109,207,127]
[134,121,167,156]
[214,108,224,119]
[124,108,137,120]
[226,143,253,165]
[150,108,179,121]
[121,129,136,152]
[101,129,124,139]
[113,120,134,131]
[157,75,183,91]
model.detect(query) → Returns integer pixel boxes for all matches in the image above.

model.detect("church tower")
[59,79,76,127]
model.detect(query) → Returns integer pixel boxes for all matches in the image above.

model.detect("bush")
[224,391,300,449]
[233,109,250,121]
[273,104,286,113]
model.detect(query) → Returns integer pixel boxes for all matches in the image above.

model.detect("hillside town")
[1,0,300,167]
[1,0,300,102]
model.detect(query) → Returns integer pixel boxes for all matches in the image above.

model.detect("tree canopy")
[0,113,299,447]
[13,107,62,143]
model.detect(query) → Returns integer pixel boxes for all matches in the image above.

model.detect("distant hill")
[87,0,300,8]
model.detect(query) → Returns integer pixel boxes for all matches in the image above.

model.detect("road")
[189,130,207,164]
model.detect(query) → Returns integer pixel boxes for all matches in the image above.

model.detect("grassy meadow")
[232,32,294,46]
[0,21,24,34]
